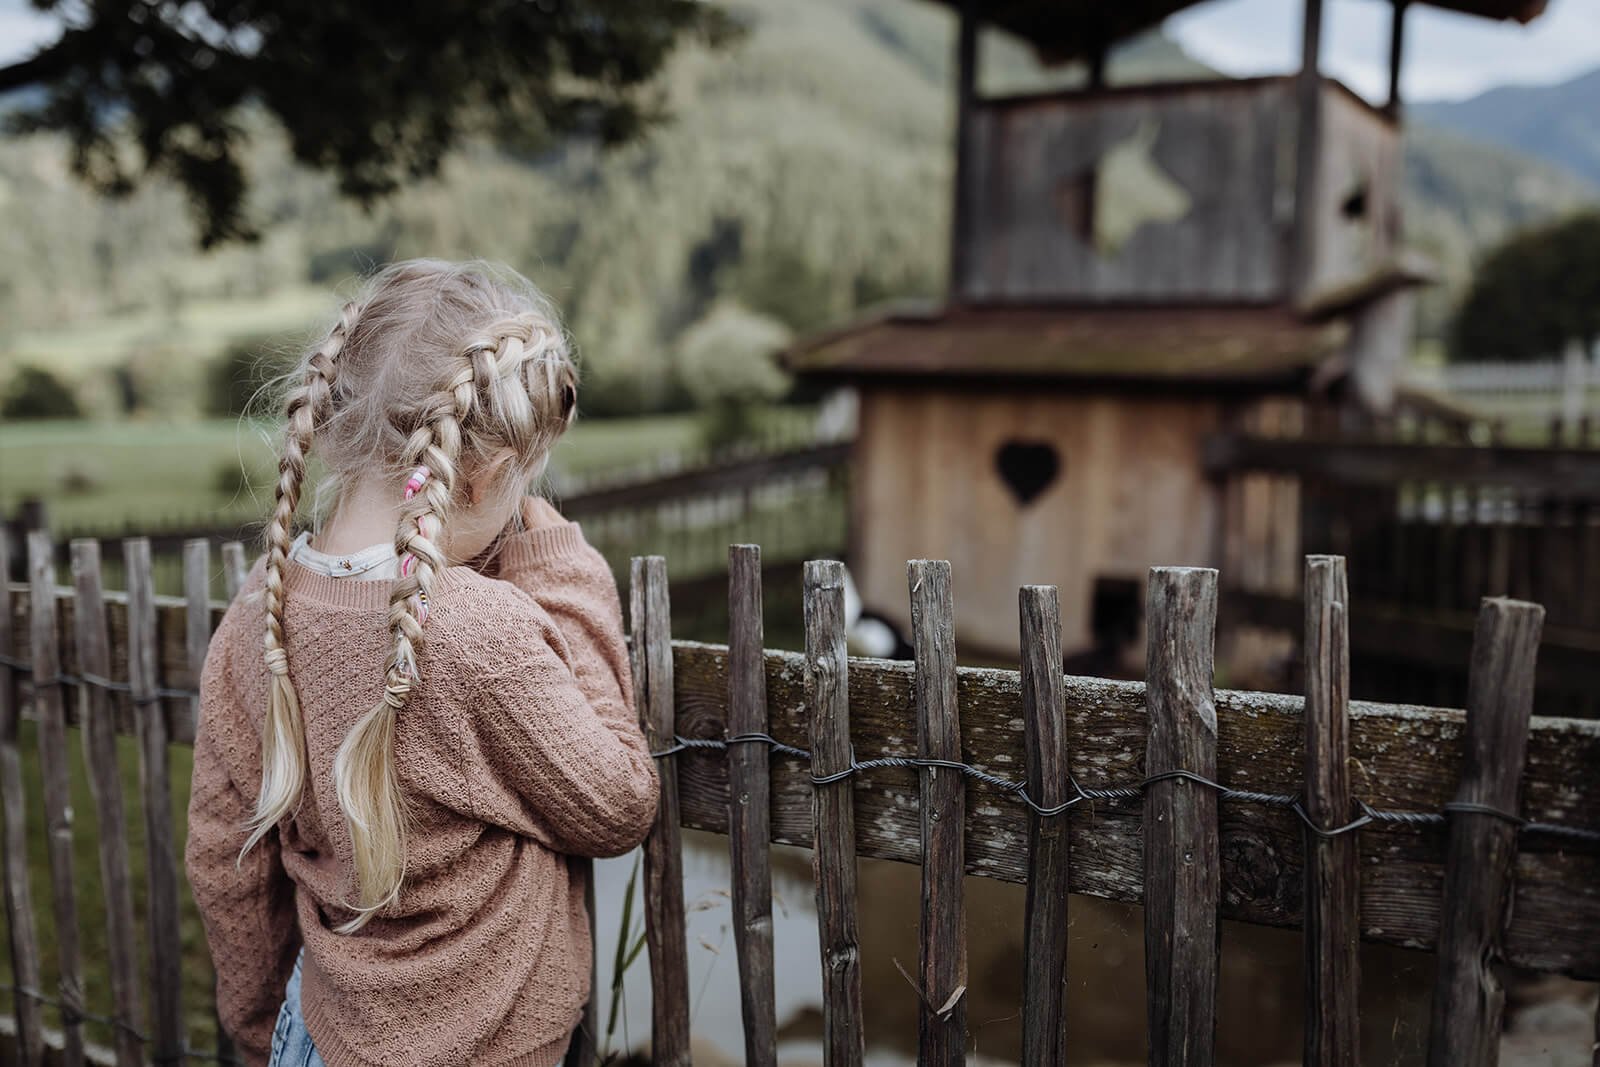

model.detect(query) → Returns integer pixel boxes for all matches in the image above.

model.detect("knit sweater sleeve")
[491,509,634,731]
[183,627,299,1067]
[447,576,658,858]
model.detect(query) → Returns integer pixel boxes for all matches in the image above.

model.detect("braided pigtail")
[242,302,359,862]
[330,347,478,932]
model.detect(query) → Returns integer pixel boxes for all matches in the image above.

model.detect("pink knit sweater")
[185,519,659,1067]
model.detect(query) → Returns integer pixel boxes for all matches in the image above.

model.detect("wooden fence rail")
[9,440,853,599]
[0,535,1597,1065]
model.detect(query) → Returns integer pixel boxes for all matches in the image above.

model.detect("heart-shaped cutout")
[995,440,1061,507]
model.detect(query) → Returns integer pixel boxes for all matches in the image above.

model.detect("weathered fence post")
[0,528,44,1064]
[1143,566,1220,1067]
[221,540,248,600]
[126,537,185,1065]
[183,540,211,736]
[1303,555,1359,1067]
[1426,596,1544,1067]
[28,531,86,1067]
[805,559,864,1067]
[71,540,144,1067]
[728,545,776,1067]
[630,556,689,1067]
[908,560,967,1064]
[1020,585,1069,1067]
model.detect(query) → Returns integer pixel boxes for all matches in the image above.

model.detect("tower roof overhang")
[930,0,1548,64]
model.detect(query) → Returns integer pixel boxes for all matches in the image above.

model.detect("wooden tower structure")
[786,0,1548,662]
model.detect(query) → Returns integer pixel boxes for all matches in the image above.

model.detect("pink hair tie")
[403,465,431,500]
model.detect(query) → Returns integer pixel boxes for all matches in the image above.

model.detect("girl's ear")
[466,447,520,508]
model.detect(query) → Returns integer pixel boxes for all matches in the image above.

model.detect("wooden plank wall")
[963,79,1292,302]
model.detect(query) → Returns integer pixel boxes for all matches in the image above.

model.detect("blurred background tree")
[1,364,80,418]
[0,0,739,246]
[1449,211,1600,363]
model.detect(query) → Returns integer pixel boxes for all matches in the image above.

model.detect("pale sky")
[1,0,1597,104]
[1166,0,1600,102]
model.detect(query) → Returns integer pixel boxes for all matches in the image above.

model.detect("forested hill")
[1414,67,1600,190]
[1,0,1595,415]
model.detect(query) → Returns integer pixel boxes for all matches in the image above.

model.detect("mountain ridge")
[1413,65,1600,189]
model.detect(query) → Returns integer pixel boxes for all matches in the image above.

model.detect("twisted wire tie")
[649,732,1600,845]
[2,653,1593,844]
[0,653,192,705]
[1,981,232,1061]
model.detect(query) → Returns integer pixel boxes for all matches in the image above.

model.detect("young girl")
[185,259,659,1067]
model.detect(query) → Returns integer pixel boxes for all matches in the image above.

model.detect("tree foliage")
[0,0,738,245]
[1450,211,1600,363]
[2,365,81,418]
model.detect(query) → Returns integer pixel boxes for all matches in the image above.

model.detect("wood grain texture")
[1143,567,1221,1067]
[728,545,776,1067]
[220,541,248,600]
[0,530,44,1064]
[1307,84,1403,300]
[908,560,966,1065]
[630,556,689,1067]
[5,584,214,745]
[69,541,143,1067]
[851,389,1224,658]
[663,641,1600,975]
[125,538,184,1065]
[964,80,1292,302]
[183,541,209,743]
[28,532,85,1067]
[948,1,977,303]
[1302,556,1359,1067]
[1020,586,1069,1067]
[1292,0,1325,299]
[1427,597,1545,1067]
[805,560,865,1067]
[10,568,1594,979]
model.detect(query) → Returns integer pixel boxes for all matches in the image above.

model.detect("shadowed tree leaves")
[0,0,741,247]
[1450,211,1600,362]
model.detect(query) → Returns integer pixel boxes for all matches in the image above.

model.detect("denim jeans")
[268,948,326,1067]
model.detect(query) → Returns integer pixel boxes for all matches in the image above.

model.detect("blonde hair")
[244,259,578,932]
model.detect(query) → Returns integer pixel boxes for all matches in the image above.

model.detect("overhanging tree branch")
[0,42,72,95]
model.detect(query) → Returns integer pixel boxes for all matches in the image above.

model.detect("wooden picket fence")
[0,533,1598,1066]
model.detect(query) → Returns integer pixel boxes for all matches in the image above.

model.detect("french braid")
[242,301,360,860]
[331,311,568,931]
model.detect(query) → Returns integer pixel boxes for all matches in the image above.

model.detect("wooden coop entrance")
[1,532,1596,1066]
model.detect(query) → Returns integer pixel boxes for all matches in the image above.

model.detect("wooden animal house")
[785,0,1547,663]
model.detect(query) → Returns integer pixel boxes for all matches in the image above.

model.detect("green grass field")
[1,288,333,378]
[0,408,817,533]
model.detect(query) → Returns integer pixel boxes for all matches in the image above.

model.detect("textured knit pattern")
[185,516,658,1067]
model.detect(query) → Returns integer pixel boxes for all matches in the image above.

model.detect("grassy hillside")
[1,0,1595,420]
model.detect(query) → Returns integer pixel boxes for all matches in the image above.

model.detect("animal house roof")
[929,0,1548,63]
[783,304,1348,391]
